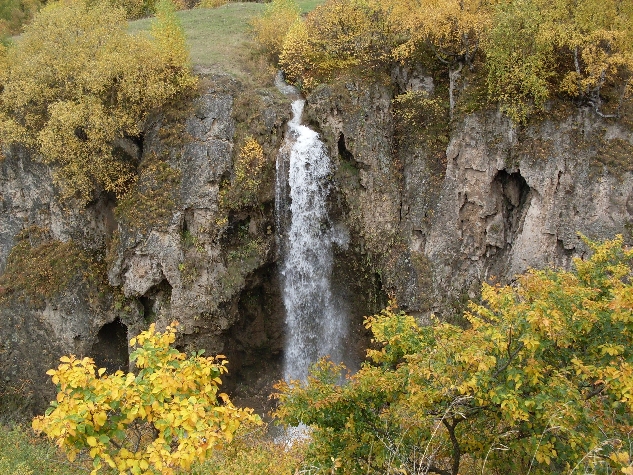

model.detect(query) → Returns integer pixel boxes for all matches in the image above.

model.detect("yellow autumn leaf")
[94,411,107,427]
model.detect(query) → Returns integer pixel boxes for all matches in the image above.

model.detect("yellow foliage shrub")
[251,0,300,60]
[486,0,633,122]
[0,0,196,205]
[107,0,155,18]
[278,0,393,90]
[219,137,266,210]
[270,0,631,121]
[33,322,260,475]
[278,20,315,89]
[198,423,307,474]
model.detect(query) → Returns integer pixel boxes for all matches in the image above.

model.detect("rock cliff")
[306,73,633,322]
[1,69,632,415]
[0,75,292,413]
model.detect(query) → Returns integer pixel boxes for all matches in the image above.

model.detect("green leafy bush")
[33,322,260,475]
[275,236,633,474]
[194,423,307,475]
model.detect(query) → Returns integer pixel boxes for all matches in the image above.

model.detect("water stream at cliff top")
[275,77,346,382]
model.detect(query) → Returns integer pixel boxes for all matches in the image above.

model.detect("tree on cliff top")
[0,0,196,205]
[486,0,633,122]
[263,0,632,123]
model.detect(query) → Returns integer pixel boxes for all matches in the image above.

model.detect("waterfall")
[276,97,346,382]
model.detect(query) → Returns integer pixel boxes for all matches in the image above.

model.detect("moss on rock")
[0,226,108,308]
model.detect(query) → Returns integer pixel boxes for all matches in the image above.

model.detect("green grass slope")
[0,425,89,475]
[129,0,324,80]
[130,4,264,78]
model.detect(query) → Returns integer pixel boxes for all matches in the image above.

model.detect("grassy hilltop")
[129,0,322,79]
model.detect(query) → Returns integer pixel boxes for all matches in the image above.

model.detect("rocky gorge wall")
[0,75,294,413]
[306,71,633,322]
[0,69,632,415]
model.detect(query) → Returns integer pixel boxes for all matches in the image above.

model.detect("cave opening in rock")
[494,170,530,211]
[139,296,152,320]
[491,169,531,244]
[91,318,129,373]
[140,279,172,323]
[338,133,355,162]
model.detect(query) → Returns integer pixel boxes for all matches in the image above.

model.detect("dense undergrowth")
[0,227,109,308]
[3,236,633,474]
[0,423,305,475]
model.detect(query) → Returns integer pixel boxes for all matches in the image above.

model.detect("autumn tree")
[108,0,158,19]
[0,0,196,205]
[485,0,633,122]
[391,0,496,118]
[555,0,633,117]
[275,236,633,474]
[484,0,554,123]
[33,322,260,475]
[262,0,632,122]
[278,0,394,90]
[251,0,301,61]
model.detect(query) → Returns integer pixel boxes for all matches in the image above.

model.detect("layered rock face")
[427,112,633,309]
[306,75,633,320]
[0,76,291,412]
[1,70,631,414]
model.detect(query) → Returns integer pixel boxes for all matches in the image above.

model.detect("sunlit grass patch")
[0,425,89,475]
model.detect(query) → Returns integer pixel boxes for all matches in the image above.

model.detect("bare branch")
[492,342,524,380]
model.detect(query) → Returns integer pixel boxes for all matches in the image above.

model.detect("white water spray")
[276,95,346,382]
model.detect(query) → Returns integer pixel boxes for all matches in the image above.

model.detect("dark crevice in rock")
[139,279,172,322]
[496,170,530,209]
[74,127,88,142]
[91,318,128,373]
[556,238,575,259]
[130,133,144,161]
[139,296,152,320]
[222,263,284,414]
[181,208,195,237]
[338,133,355,162]
[220,215,251,251]
[494,169,530,240]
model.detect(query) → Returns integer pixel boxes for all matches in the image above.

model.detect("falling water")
[275,87,346,382]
